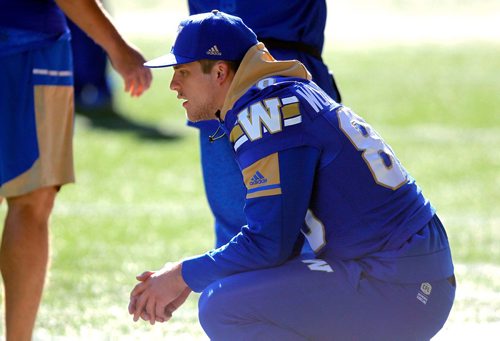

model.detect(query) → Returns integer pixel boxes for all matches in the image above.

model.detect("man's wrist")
[169,261,189,291]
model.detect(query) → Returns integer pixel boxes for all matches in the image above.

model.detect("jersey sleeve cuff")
[181,255,212,293]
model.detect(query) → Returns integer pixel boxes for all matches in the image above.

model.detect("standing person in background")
[0,0,151,339]
[67,7,173,140]
[188,0,342,247]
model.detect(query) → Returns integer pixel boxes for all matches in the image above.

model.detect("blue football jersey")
[182,45,453,293]
[229,77,433,254]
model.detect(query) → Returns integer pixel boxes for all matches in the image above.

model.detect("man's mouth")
[177,94,188,107]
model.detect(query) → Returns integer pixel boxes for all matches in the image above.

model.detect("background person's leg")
[1,187,57,341]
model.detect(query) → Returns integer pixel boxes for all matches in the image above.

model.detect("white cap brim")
[144,53,196,68]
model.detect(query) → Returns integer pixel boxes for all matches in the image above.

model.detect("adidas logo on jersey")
[249,171,268,185]
[206,45,222,56]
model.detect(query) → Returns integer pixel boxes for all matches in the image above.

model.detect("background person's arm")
[55,0,152,96]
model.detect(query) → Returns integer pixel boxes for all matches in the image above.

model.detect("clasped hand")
[128,262,191,324]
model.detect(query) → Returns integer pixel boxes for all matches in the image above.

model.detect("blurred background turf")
[0,0,499,339]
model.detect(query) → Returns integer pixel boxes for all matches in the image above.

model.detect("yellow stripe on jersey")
[247,187,281,199]
[282,102,300,119]
[242,153,282,199]
[230,124,244,143]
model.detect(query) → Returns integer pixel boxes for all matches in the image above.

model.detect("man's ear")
[214,62,230,83]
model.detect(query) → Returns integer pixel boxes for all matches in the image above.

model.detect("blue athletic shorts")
[0,32,75,197]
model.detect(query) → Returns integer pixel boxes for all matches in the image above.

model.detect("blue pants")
[199,126,247,246]
[199,255,455,340]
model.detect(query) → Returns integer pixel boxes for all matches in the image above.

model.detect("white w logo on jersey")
[237,98,282,141]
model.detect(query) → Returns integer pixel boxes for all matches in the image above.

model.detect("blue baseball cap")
[145,10,258,68]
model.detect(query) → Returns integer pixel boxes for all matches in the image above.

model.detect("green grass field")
[1,5,500,340]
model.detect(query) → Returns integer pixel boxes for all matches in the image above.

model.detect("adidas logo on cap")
[206,45,222,56]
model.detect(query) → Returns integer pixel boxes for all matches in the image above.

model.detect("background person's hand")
[107,43,152,97]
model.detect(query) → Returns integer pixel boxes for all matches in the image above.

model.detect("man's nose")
[170,78,179,91]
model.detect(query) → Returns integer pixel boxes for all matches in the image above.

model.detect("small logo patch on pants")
[417,282,432,304]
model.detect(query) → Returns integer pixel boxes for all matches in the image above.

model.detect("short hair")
[198,59,240,74]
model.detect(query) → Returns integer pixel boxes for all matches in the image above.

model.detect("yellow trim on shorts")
[0,85,75,197]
